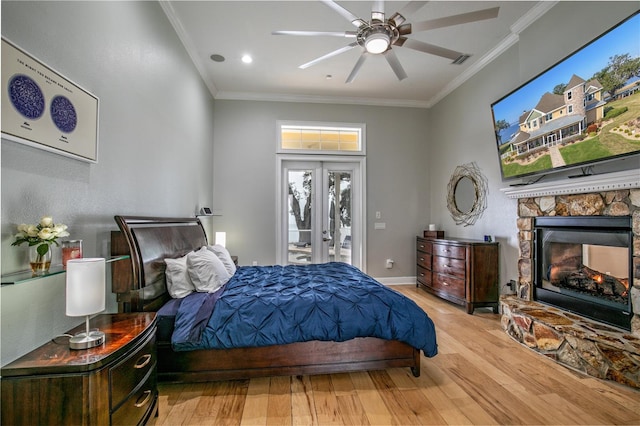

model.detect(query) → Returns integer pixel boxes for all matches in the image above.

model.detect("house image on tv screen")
[509,74,604,164]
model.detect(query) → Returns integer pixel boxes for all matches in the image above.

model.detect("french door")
[277,157,365,270]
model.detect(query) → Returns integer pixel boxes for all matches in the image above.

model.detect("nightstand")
[1,313,158,425]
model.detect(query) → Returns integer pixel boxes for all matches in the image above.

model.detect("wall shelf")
[1,255,129,286]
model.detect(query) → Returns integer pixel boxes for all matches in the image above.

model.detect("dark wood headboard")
[111,216,208,312]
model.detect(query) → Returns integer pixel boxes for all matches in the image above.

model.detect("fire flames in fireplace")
[549,259,629,304]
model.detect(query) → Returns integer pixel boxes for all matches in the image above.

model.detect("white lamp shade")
[215,231,227,247]
[66,258,106,317]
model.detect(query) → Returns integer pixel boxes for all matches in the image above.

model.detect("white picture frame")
[1,38,99,163]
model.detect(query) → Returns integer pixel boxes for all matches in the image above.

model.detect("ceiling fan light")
[365,33,390,54]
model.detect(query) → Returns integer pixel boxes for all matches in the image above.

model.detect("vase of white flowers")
[12,216,70,275]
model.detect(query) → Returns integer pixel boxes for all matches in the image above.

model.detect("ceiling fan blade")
[299,42,359,69]
[410,7,500,32]
[346,53,368,83]
[320,0,366,27]
[390,1,429,25]
[383,49,408,81]
[395,37,464,62]
[272,30,356,38]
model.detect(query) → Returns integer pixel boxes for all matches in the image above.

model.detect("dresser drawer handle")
[134,354,152,369]
[419,257,425,262]
[419,273,425,277]
[419,245,424,249]
[134,390,152,408]
[442,282,449,286]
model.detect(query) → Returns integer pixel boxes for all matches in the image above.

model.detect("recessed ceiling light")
[210,54,225,62]
[326,75,333,80]
[241,54,253,64]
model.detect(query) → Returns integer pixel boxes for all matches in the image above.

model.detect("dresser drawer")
[433,273,465,299]
[416,239,432,254]
[111,368,157,426]
[432,255,465,279]
[110,332,156,408]
[433,243,465,260]
[417,251,431,270]
[416,265,431,287]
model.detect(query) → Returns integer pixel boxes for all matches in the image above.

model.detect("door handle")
[323,237,332,242]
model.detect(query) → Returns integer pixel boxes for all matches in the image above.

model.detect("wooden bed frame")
[111,215,420,383]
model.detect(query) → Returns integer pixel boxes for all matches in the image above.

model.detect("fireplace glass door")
[534,216,632,330]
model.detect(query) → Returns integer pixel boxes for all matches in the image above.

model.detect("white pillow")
[207,244,237,275]
[164,254,195,298]
[187,246,231,293]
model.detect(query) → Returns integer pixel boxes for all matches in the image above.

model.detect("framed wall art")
[1,38,99,163]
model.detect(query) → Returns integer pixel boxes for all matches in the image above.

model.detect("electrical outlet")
[385,259,394,269]
[375,211,381,219]
[252,261,258,266]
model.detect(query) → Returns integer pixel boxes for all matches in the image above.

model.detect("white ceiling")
[161,1,555,108]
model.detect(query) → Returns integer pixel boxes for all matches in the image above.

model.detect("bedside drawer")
[417,252,431,269]
[110,332,156,409]
[433,273,465,299]
[416,239,432,254]
[433,243,465,260]
[433,256,465,279]
[111,369,157,426]
[416,265,431,287]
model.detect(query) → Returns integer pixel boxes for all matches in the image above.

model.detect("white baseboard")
[374,276,416,286]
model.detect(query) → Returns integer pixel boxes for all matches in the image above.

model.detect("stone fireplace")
[499,169,640,388]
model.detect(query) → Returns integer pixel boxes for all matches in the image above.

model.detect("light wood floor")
[154,285,640,425]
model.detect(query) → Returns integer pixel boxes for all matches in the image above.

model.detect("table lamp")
[65,258,106,350]
[215,231,226,247]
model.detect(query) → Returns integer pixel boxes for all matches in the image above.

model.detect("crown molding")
[426,1,558,108]
[214,91,431,108]
[159,1,218,98]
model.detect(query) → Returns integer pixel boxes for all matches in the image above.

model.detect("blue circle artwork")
[50,95,77,133]
[8,74,45,120]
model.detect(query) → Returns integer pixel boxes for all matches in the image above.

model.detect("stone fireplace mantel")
[500,169,640,199]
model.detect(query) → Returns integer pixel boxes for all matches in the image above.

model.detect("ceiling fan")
[273,1,499,83]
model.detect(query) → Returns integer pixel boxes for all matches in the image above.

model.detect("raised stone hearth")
[501,296,640,389]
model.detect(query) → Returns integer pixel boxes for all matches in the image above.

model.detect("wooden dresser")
[1,313,158,425]
[416,236,499,314]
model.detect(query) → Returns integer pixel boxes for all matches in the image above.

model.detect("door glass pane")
[327,170,352,265]
[287,170,313,265]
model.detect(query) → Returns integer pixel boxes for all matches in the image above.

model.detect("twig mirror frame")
[446,162,488,227]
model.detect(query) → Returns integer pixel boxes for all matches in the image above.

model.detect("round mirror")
[454,176,476,214]
[446,162,488,227]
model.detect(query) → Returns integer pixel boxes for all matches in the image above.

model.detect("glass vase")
[29,244,52,275]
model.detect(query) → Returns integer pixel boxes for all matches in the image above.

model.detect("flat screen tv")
[491,11,640,182]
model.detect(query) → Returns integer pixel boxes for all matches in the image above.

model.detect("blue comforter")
[172,262,438,357]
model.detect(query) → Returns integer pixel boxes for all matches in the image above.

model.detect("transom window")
[277,121,365,155]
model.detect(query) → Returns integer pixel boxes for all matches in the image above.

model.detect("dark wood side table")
[1,313,158,425]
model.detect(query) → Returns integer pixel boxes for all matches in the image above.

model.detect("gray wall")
[1,1,216,364]
[211,100,430,278]
[426,1,640,289]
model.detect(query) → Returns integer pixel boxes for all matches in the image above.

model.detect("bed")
[111,215,437,383]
